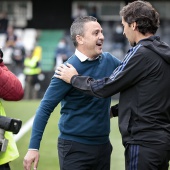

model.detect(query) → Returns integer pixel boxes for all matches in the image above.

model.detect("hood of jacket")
[139,36,170,64]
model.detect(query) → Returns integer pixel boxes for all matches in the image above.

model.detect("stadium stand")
[22,28,38,52]
[36,30,64,72]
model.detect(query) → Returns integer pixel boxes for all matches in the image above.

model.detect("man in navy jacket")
[56,1,170,170]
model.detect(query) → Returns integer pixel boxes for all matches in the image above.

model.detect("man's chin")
[130,41,136,47]
[97,48,103,54]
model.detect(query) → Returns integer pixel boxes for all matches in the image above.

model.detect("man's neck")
[136,32,154,44]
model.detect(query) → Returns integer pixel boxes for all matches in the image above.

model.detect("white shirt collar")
[75,49,88,62]
[75,49,100,62]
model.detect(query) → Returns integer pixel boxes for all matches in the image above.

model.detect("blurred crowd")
[1,10,170,100]
[0,11,41,100]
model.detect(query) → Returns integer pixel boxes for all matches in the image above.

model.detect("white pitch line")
[14,116,35,142]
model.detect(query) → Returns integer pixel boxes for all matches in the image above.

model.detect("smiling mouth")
[96,42,102,46]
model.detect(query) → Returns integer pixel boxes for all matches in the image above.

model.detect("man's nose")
[99,33,104,40]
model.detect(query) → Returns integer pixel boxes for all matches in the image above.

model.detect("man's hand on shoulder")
[55,63,78,84]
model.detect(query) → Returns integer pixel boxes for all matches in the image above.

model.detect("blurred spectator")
[11,38,26,76]
[54,38,70,69]
[112,23,126,52]
[5,25,17,49]
[0,11,9,34]
[2,25,17,69]
[72,4,88,20]
[23,50,41,99]
[89,6,98,18]
[111,23,127,60]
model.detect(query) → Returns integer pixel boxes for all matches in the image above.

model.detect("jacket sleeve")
[0,62,24,101]
[29,76,72,149]
[71,50,147,98]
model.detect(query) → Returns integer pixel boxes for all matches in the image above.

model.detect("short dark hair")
[120,0,160,35]
[70,16,97,47]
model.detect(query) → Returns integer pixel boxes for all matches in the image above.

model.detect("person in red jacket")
[0,48,24,101]
[0,48,24,170]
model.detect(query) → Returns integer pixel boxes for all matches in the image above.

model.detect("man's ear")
[131,22,137,31]
[76,35,83,45]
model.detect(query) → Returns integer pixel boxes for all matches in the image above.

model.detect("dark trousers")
[58,138,113,170]
[0,163,10,170]
[125,144,170,170]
